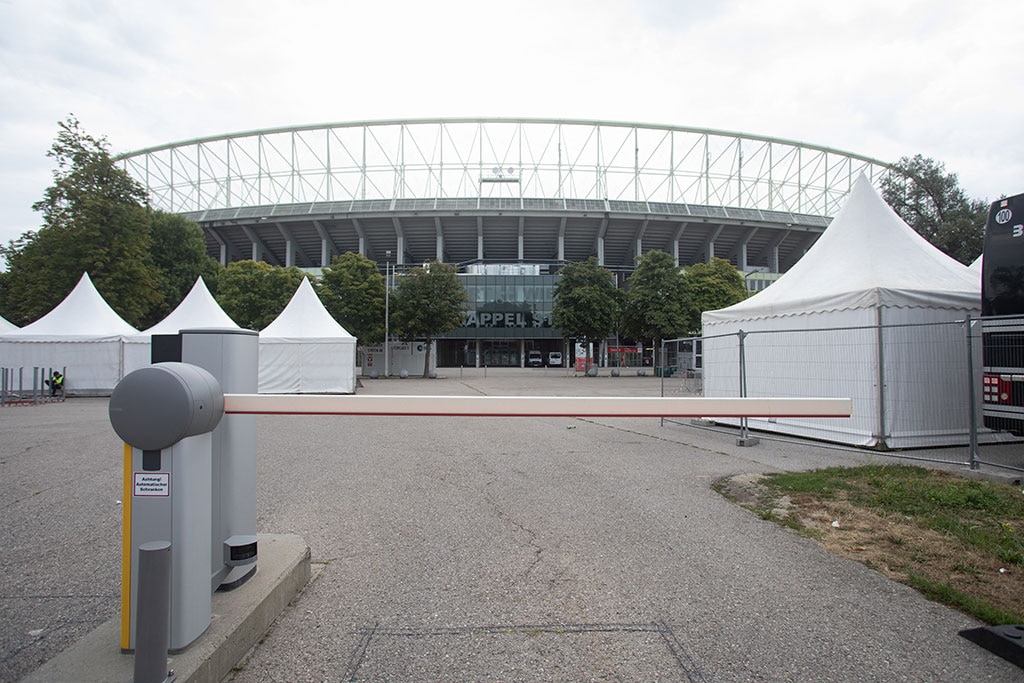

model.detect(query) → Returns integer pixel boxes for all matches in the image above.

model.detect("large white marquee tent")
[0,273,139,395]
[124,277,239,373]
[258,277,357,393]
[0,315,17,332]
[701,175,981,448]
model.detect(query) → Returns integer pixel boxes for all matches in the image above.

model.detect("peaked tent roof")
[140,277,239,335]
[5,272,139,338]
[260,277,354,340]
[0,314,17,332]
[703,174,980,323]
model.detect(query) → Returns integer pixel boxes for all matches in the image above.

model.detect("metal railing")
[1,367,66,406]
[661,317,1024,476]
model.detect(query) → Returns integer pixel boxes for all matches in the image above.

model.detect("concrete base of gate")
[22,533,310,683]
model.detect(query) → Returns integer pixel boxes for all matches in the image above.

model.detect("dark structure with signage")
[981,191,1024,432]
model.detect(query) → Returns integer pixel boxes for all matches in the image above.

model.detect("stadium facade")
[118,118,892,367]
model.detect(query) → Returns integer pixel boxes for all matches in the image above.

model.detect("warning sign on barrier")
[134,472,170,497]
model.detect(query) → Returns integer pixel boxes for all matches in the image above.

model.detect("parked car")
[527,350,544,367]
[548,351,562,367]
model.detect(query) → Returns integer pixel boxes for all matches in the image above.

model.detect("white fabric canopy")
[0,315,17,332]
[0,273,139,395]
[701,175,981,448]
[124,277,239,373]
[258,278,357,393]
[6,272,140,338]
[704,176,979,324]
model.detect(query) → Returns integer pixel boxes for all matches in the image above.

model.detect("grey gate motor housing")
[176,328,260,591]
[110,362,225,652]
[109,363,224,450]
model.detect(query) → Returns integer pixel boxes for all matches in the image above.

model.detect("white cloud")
[1,0,1022,255]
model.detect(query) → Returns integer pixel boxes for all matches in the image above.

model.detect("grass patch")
[719,464,1024,625]
[906,572,1023,626]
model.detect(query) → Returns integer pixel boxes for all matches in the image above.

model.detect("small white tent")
[124,278,240,373]
[701,175,980,448]
[0,273,139,395]
[258,278,357,393]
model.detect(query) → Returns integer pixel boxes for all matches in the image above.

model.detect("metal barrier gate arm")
[222,394,853,418]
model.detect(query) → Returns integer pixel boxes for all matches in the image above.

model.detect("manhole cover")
[342,622,705,681]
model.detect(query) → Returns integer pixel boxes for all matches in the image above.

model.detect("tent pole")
[875,307,887,446]
[737,329,759,446]
[966,315,980,469]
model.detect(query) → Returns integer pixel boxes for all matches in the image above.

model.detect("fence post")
[737,329,759,446]
[966,315,980,470]
[660,339,666,426]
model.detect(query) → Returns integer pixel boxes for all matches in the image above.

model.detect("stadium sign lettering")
[464,311,547,328]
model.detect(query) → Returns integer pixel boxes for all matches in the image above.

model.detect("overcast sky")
[1,0,1020,257]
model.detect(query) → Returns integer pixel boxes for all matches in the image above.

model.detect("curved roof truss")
[118,118,892,218]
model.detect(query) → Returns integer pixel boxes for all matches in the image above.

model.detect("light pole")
[384,250,391,378]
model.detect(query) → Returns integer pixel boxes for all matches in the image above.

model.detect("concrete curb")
[21,533,310,683]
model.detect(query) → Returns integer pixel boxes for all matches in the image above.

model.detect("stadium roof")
[118,118,893,272]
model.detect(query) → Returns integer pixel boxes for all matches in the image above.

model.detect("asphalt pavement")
[2,368,1022,682]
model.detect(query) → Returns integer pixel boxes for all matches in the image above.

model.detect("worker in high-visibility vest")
[47,371,64,396]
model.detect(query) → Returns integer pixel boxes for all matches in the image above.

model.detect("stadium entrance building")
[437,263,561,368]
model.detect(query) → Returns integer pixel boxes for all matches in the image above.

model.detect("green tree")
[552,257,623,372]
[683,257,747,334]
[316,252,386,345]
[622,250,689,359]
[880,155,988,264]
[0,116,163,327]
[389,261,468,377]
[216,260,307,329]
[148,210,222,321]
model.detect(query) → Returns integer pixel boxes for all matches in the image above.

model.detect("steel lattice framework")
[117,118,893,271]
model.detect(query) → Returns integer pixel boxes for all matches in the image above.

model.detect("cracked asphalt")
[2,368,1022,681]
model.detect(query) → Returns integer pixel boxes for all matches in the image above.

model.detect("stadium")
[117,118,892,367]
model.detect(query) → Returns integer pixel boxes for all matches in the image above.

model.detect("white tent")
[0,315,17,332]
[701,175,981,448]
[0,273,139,395]
[258,278,357,393]
[124,277,240,373]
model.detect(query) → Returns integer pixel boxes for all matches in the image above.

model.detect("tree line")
[552,253,747,369]
[0,119,465,356]
[0,118,994,377]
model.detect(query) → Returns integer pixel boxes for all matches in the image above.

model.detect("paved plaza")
[2,369,1022,681]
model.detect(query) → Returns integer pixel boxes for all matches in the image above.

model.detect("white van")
[527,350,544,367]
[548,351,562,367]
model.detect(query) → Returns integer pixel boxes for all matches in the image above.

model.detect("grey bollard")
[133,541,175,683]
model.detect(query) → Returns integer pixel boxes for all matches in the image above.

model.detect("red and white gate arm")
[222,394,853,419]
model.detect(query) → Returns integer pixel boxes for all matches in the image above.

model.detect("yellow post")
[120,442,133,650]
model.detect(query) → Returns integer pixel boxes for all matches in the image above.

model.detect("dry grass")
[715,466,1024,625]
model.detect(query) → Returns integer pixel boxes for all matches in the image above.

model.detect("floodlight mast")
[384,251,391,378]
